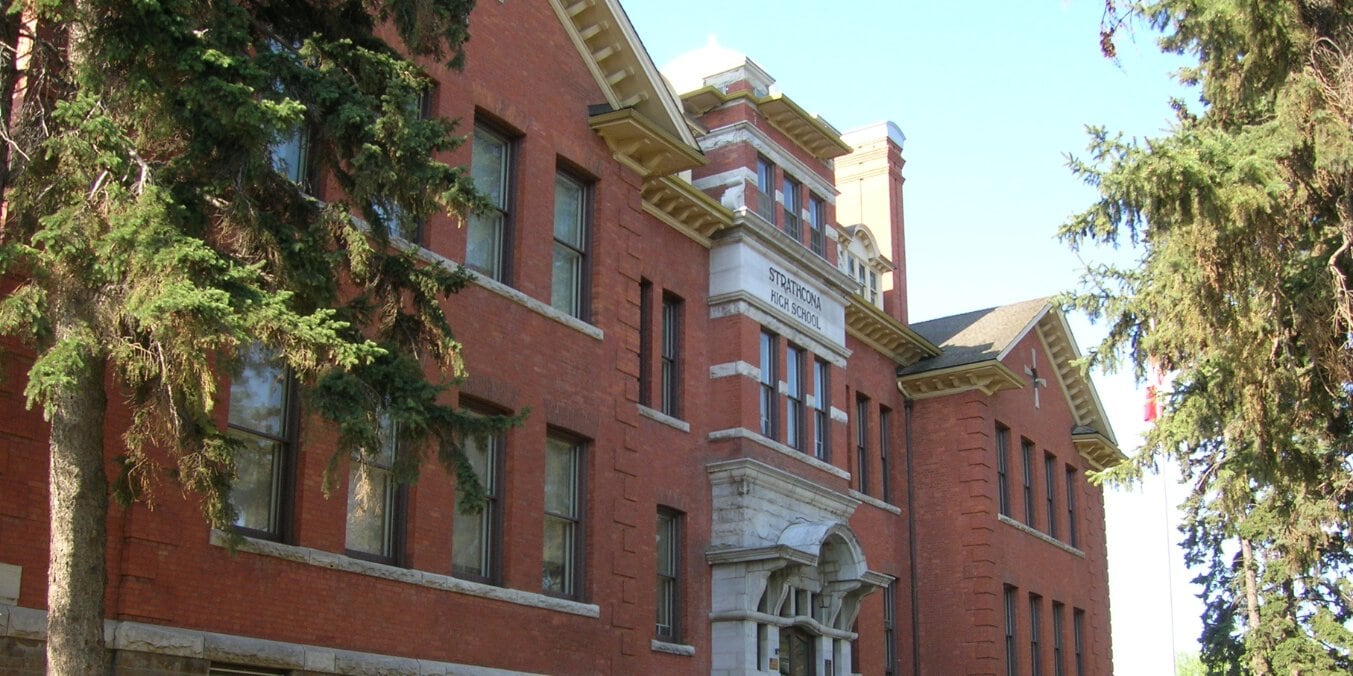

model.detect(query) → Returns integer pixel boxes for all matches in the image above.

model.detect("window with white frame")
[551,171,588,319]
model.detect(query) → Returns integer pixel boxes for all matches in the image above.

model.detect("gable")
[549,0,705,177]
[899,299,1124,469]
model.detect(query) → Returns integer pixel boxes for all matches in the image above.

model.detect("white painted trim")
[709,360,760,380]
[830,406,849,423]
[997,515,1086,557]
[407,243,604,342]
[707,299,850,367]
[208,531,602,618]
[697,122,838,200]
[692,166,756,191]
[707,427,851,480]
[638,405,691,433]
[0,603,533,675]
[848,490,902,515]
[651,640,697,657]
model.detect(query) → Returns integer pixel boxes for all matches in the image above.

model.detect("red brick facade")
[0,2,1119,674]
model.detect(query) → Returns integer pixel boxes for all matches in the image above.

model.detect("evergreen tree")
[0,1,511,672]
[1063,1,1353,673]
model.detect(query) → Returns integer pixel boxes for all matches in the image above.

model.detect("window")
[759,331,778,440]
[812,359,830,461]
[551,171,589,319]
[867,269,879,305]
[638,280,653,408]
[785,345,805,451]
[270,126,309,185]
[855,395,870,495]
[1053,602,1066,676]
[782,175,802,241]
[1022,440,1036,528]
[1030,595,1043,676]
[543,434,583,597]
[880,406,893,503]
[1045,454,1058,538]
[656,508,682,641]
[1073,608,1085,676]
[883,582,898,676]
[453,420,502,583]
[996,425,1012,517]
[345,411,402,563]
[808,193,826,257]
[1004,585,1019,676]
[661,293,682,417]
[1066,466,1079,548]
[227,343,294,540]
[371,90,431,242]
[468,123,513,281]
[754,156,775,221]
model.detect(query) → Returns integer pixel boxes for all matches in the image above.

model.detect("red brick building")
[0,1,1121,674]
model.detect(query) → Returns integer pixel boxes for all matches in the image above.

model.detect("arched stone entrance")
[707,459,892,675]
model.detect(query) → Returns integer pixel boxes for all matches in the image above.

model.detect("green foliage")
[1064,1,1353,673]
[0,0,509,531]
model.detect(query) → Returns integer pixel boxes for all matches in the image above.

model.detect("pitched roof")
[898,298,1125,469]
[899,297,1051,374]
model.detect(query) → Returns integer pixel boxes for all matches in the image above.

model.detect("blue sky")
[623,1,1201,673]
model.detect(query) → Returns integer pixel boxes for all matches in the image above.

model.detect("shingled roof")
[897,298,1125,469]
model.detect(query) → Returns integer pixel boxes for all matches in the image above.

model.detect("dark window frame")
[755,155,776,222]
[344,412,407,566]
[1073,608,1085,676]
[660,292,682,418]
[782,174,803,242]
[1045,452,1058,539]
[1066,465,1080,548]
[656,507,683,642]
[996,424,1012,517]
[759,331,779,440]
[452,407,506,585]
[1022,439,1036,528]
[785,344,805,451]
[638,279,653,408]
[550,167,592,320]
[808,193,826,257]
[1005,585,1019,676]
[226,345,299,544]
[855,394,870,495]
[883,582,898,676]
[880,406,893,503]
[543,431,586,599]
[467,119,517,283]
[1053,601,1066,676]
[1030,594,1043,676]
[812,359,830,461]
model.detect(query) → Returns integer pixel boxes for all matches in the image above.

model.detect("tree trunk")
[1241,537,1269,676]
[45,294,109,675]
